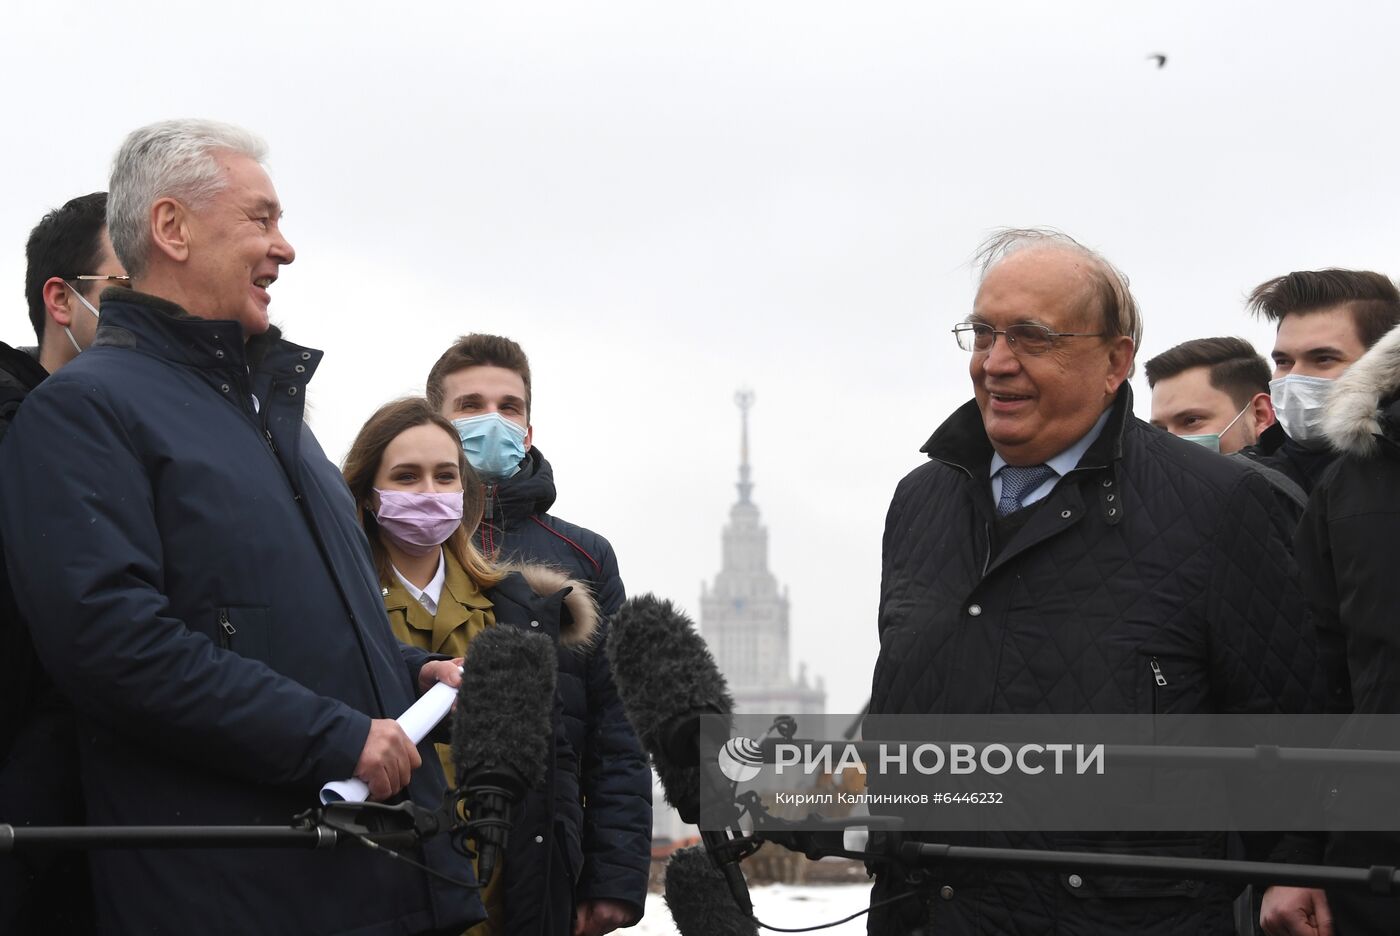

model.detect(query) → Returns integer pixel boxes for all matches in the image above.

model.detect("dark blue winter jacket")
[477,449,652,919]
[480,569,592,935]
[0,293,481,936]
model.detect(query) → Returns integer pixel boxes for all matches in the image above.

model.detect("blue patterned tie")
[996,464,1057,517]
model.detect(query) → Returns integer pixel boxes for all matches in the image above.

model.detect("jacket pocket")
[213,605,274,666]
[1138,653,1208,715]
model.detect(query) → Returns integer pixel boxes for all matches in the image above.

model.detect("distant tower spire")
[735,388,754,504]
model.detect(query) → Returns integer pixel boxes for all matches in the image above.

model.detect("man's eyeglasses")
[66,275,131,287]
[952,322,1105,355]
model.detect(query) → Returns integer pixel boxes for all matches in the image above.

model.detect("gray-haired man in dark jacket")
[0,120,480,936]
[868,229,1322,935]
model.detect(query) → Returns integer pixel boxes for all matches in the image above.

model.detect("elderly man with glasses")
[865,229,1322,936]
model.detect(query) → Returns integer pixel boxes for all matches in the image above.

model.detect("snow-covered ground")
[633,882,873,935]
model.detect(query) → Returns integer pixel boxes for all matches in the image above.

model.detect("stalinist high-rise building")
[700,390,825,717]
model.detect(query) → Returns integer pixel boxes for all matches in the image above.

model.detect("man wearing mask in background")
[1246,269,1400,493]
[427,334,651,936]
[1146,336,1278,455]
[1259,320,1400,935]
[1146,336,1307,519]
[1,191,127,934]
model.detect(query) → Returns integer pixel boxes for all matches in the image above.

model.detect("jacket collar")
[491,563,599,648]
[1322,322,1400,456]
[0,341,48,390]
[489,446,557,519]
[384,552,494,654]
[442,552,494,611]
[93,290,322,383]
[1249,421,1288,457]
[921,383,1133,478]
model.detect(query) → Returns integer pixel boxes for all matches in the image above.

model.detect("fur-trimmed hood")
[1323,323,1400,456]
[501,562,600,647]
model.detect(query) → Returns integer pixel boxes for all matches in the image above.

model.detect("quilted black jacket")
[868,385,1322,935]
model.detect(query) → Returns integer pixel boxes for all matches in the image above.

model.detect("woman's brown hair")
[342,397,504,589]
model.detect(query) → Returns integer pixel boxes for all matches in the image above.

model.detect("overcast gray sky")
[3,1,1396,714]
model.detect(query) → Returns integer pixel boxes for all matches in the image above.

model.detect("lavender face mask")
[373,489,464,556]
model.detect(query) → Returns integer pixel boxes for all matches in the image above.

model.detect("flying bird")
[1148,53,1168,68]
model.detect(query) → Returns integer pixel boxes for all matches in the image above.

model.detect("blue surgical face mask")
[453,412,528,481]
[63,282,101,354]
[1180,403,1251,454]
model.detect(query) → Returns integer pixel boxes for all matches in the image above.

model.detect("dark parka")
[868,385,1322,936]
[1280,323,1400,929]
[1240,421,1338,496]
[0,294,482,936]
[0,340,50,763]
[0,341,95,935]
[476,448,652,919]
[383,560,595,936]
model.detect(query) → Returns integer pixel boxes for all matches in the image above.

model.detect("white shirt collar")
[391,548,447,617]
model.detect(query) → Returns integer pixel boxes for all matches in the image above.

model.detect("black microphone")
[664,845,759,936]
[450,625,556,887]
[605,594,734,823]
[607,594,755,916]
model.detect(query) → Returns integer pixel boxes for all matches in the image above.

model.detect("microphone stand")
[0,799,453,856]
[897,840,1400,895]
[721,793,1400,897]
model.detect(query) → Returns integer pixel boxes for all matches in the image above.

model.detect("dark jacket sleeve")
[575,619,653,913]
[1205,469,1324,715]
[0,381,369,787]
[1209,471,1327,867]
[398,642,441,692]
[1265,471,1346,868]
[591,538,625,619]
[1294,474,1353,714]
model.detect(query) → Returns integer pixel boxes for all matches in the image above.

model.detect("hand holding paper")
[321,677,459,804]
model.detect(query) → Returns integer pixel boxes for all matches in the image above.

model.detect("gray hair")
[108,119,269,279]
[974,227,1143,375]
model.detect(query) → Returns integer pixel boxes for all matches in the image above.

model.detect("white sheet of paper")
[319,677,458,804]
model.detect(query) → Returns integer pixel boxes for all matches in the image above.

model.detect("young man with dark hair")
[1146,336,1277,454]
[1,191,126,934]
[1259,321,1400,935]
[428,334,652,936]
[1246,268,1400,492]
[21,191,128,375]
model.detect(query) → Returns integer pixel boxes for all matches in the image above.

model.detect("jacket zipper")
[218,608,237,650]
[262,382,278,454]
[1150,657,1167,713]
[481,484,497,558]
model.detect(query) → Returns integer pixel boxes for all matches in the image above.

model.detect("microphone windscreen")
[451,625,556,790]
[664,845,758,936]
[606,594,733,810]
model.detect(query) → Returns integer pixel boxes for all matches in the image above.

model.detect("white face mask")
[1269,374,1334,445]
[63,282,101,354]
